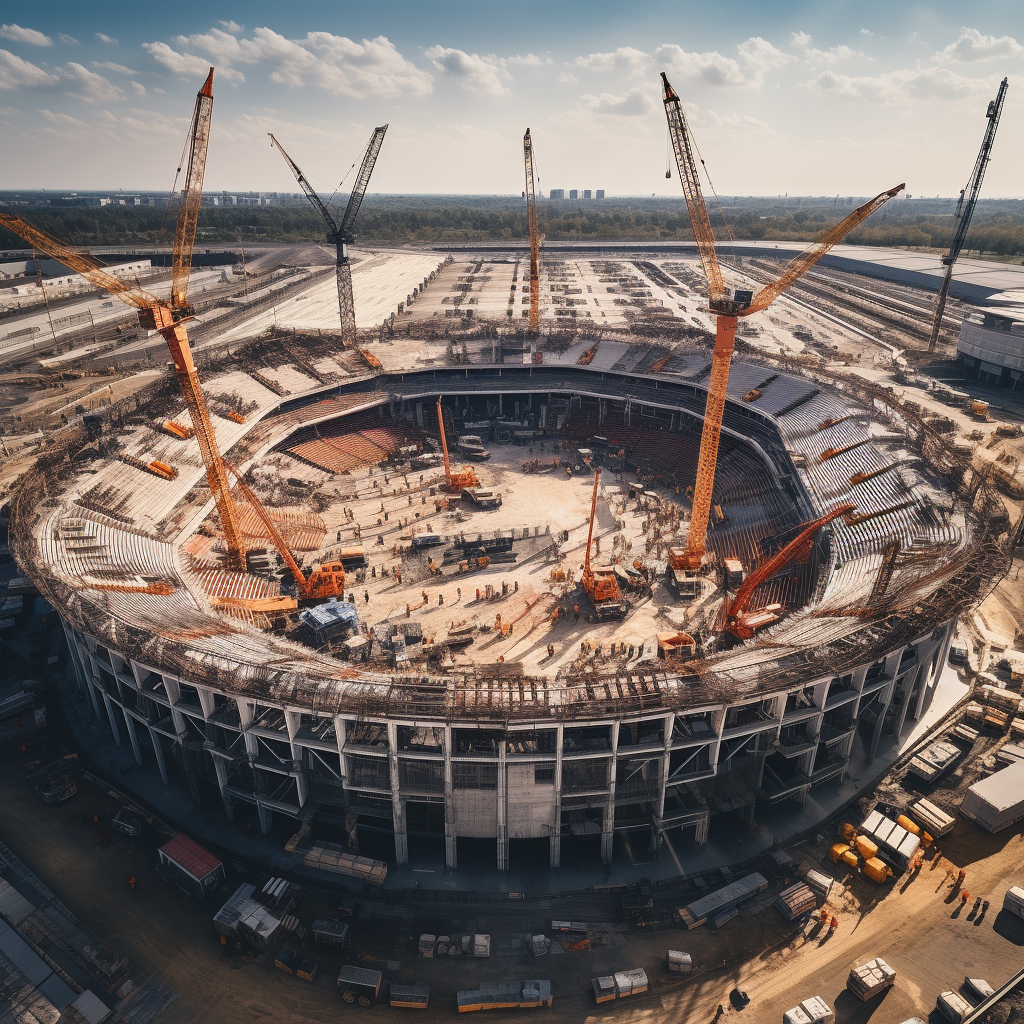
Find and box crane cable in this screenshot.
[691,133,734,244]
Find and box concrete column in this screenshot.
[444,725,457,870]
[868,680,895,762]
[122,709,142,765]
[602,722,619,867]
[257,800,272,834]
[61,622,87,695]
[213,757,234,821]
[149,726,169,784]
[284,710,308,807]
[85,662,103,721]
[496,740,508,872]
[101,692,122,747]
[387,722,408,866]
[550,724,563,869]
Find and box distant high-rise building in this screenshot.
[569,189,578,200]
[549,188,565,200]
[596,189,605,199]
[583,189,592,199]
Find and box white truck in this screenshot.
[783,997,834,1024]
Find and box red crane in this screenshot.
[581,470,625,618]
[724,503,855,639]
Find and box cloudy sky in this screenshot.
[1,0,1022,197]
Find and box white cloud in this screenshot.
[219,21,243,33]
[151,28,429,98]
[95,33,117,45]
[58,34,78,45]
[507,53,542,67]
[574,46,650,76]
[579,87,654,117]
[935,27,1022,63]
[130,80,145,95]
[811,65,993,103]
[40,108,87,127]
[790,31,859,65]
[426,45,509,95]
[0,105,21,115]
[62,62,122,103]
[93,61,136,75]
[0,49,58,89]
[656,36,788,89]
[0,24,51,47]
[557,71,578,84]
[860,28,874,37]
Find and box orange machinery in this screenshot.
[523,128,541,333]
[0,69,248,571]
[436,398,479,492]
[661,71,902,573]
[581,470,627,620]
[723,503,855,639]
[225,465,345,603]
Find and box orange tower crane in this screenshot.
[662,71,902,572]
[0,69,249,571]
[581,469,625,617]
[523,128,541,333]
[723,503,855,639]
[224,465,345,602]
[436,398,479,492]
[269,126,388,346]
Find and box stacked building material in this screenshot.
[774,882,817,921]
[846,958,896,1001]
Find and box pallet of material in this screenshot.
[302,843,387,884]
[783,996,834,1024]
[907,740,961,783]
[953,722,980,743]
[846,958,896,1001]
[457,980,552,1013]
[910,798,955,837]
[591,969,648,1003]
[550,920,587,933]
[667,950,692,974]
[774,882,817,922]
[803,870,833,901]
[418,934,436,958]
[979,684,1022,714]
[677,872,768,930]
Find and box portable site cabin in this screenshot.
[1003,886,1024,918]
[157,834,224,899]
[961,760,1024,832]
[390,983,430,1009]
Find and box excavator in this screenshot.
[0,69,249,572]
[580,470,627,620]
[436,398,479,495]
[661,71,901,582]
[225,465,346,604]
[722,503,854,639]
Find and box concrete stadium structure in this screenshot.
[958,306,1024,392]
[9,254,1010,876]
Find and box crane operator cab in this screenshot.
[709,287,753,316]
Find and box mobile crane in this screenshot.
[269,126,388,347]
[581,470,627,620]
[0,69,249,571]
[661,71,901,582]
[523,129,541,333]
[436,398,479,493]
[926,78,1008,352]
[224,465,346,602]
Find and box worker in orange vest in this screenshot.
[829,916,838,930]
[129,876,136,889]
[819,909,828,923]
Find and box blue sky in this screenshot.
[1,0,1023,196]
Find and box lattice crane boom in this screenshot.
[269,126,387,346]
[0,70,249,571]
[927,78,1008,351]
[662,69,901,569]
[523,128,541,333]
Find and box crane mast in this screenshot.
[435,397,479,492]
[270,126,388,346]
[662,71,902,571]
[927,78,1008,352]
[523,129,541,333]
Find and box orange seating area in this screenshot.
[286,415,424,474]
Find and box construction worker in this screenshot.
[819,908,828,923]
[957,868,967,886]
[573,604,580,622]
[829,916,838,930]
[129,876,136,889]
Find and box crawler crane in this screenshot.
[661,72,901,585]
[0,69,249,570]
[523,129,542,333]
[269,126,388,346]
[581,470,627,620]
[436,398,479,493]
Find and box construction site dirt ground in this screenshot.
[0,748,1022,1024]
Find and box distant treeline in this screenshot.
[3,195,1024,257]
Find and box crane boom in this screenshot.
[662,73,727,307]
[269,126,387,346]
[437,397,452,483]
[662,69,901,569]
[725,503,854,638]
[927,78,1008,352]
[523,128,541,333]
[584,469,600,579]
[171,69,214,312]
[268,133,338,233]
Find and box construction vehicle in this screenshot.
[969,399,991,421]
[661,71,901,572]
[581,470,627,620]
[436,398,479,492]
[274,946,318,982]
[461,487,502,510]
[337,965,383,1007]
[269,126,388,346]
[0,70,250,571]
[523,129,542,333]
[723,504,854,639]
[927,79,1008,351]
[225,465,345,603]
[457,434,491,460]
[458,556,491,573]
